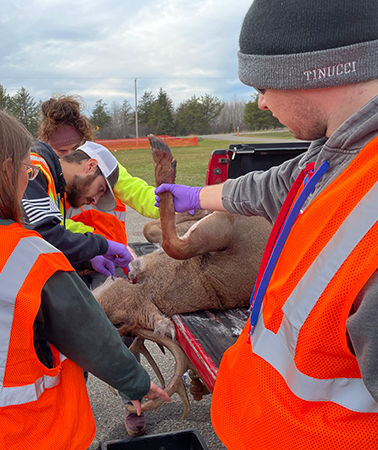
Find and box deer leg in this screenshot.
[148,134,177,186]
[188,368,211,401]
[148,134,182,258]
[148,135,235,260]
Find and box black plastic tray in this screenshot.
[128,242,157,257]
[101,429,209,450]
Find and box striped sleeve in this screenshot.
[22,197,63,224]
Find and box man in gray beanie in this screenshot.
[154,0,378,448]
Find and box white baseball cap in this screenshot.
[76,141,119,212]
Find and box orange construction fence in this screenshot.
[96,135,198,151]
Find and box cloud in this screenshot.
[0,0,253,110]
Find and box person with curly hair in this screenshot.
[38,95,94,157]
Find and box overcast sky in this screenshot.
[1,0,256,112]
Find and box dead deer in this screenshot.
[93,135,271,417]
[94,135,271,336]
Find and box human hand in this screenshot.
[154,184,203,214]
[130,382,171,416]
[104,240,132,269]
[90,255,116,277]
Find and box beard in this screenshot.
[65,173,98,208]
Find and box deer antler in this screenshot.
[126,328,193,420]
[129,336,165,387]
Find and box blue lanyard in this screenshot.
[249,160,330,336]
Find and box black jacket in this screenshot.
[22,141,108,268]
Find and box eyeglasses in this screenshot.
[21,162,40,181]
[254,88,266,95]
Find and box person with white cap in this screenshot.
[23,138,155,438]
[22,139,131,276]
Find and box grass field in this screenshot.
[113,139,232,187]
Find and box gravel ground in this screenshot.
[88,207,226,450]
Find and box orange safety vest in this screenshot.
[0,223,96,450]
[211,137,378,449]
[68,198,127,245]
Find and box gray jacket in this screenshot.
[222,94,378,401]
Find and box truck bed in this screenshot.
[172,308,249,392]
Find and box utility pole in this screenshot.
[134,78,139,140]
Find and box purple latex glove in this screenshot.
[104,240,132,269]
[90,255,116,277]
[154,184,203,213]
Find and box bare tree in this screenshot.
[106,99,134,138]
[211,95,247,133]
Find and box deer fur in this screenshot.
[143,209,210,244]
[93,136,271,336]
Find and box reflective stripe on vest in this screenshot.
[67,202,126,223]
[252,178,378,413]
[113,208,126,223]
[30,153,58,206]
[0,236,64,407]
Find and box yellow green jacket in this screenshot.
[114,163,159,219]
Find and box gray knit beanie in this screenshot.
[238,0,378,90]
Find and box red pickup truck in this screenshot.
[205,141,310,185]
